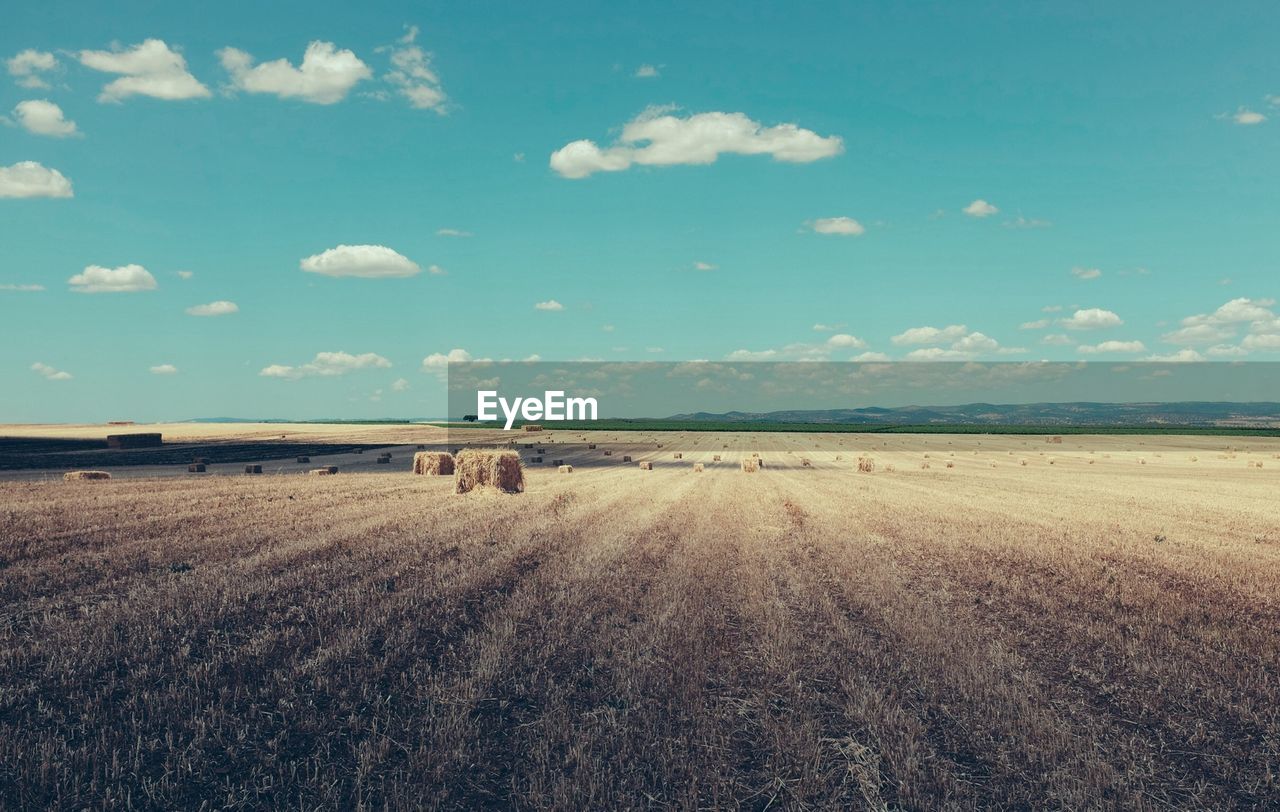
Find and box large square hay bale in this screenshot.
[522,424,543,433]
[455,449,524,494]
[638,461,653,470]
[64,470,111,481]
[413,451,455,475]
[674,452,683,459]
[187,463,206,473]
[693,463,704,472]
[622,455,632,462]
[740,457,759,473]
[558,464,573,473]
[309,466,339,475]
[712,454,721,462]
[858,458,875,473]
[245,465,262,474]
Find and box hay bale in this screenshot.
[1047,436,1063,444]
[884,464,896,472]
[1020,459,1028,466]
[530,456,543,464]
[455,449,524,494]
[523,424,543,433]
[187,463,206,473]
[741,457,759,473]
[588,444,596,449]
[309,466,339,475]
[674,452,683,459]
[858,458,875,473]
[603,450,613,456]
[835,455,843,461]
[713,454,722,462]
[296,456,310,464]
[622,455,632,462]
[558,464,574,473]
[64,470,111,481]
[638,461,653,470]
[693,463,704,472]
[413,451,455,475]
[920,462,930,469]
[537,448,547,454]
[417,444,426,450]
[801,458,812,468]
[945,461,955,468]
[245,465,262,474]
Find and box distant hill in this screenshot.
[667,402,1280,427]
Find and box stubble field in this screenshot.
[1,427,1278,809]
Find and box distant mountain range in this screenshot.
[667,402,1280,427]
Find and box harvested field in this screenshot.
[1,430,1279,808]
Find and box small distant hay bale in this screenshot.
[1047,436,1063,444]
[920,462,930,469]
[416,444,426,450]
[296,456,310,464]
[622,455,632,462]
[835,455,843,461]
[1189,456,1198,462]
[713,454,722,462]
[530,456,543,464]
[801,458,812,468]
[64,470,111,481]
[858,458,875,473]
[455,449,524,494]
[537,448,547,454]
[741,457,759,473]
[588,444,596,449]
[603,450,613,456]
[945,461,955,468]
[187,463,206,473]
[1249,460,1263,468]
[355,449,364,454]
[1139,458,1147,465]
[693,463,704,472]
[638,461,653,470]
[558,464,574,473]
[923,453,930,459]
[674,452,683,459]
[884,464,896,472]
[309,466,339,476]
[245,465,262,474]
[413,451,454,475]
[523,424,543,433]
[1048,458,1056,465]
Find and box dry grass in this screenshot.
[413,451,455,476]
[454,450,524,494]
[308,466,339,475]
[2,431,1279,809]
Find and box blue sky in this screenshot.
[2,1,1278,421]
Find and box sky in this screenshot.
[2,1,1278,421]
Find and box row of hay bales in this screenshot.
[414,450,524,493]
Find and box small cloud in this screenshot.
[634,64,660,78]
[810,216,865,236]
[1002,215,1050,229]
[300,244,421,278]
[80,39,210,102]
[261,351,391,380]
[1041,304,1063,313]
[962,199,998,218]
[826,333,867,349]
[646,347,664,354]
[12,100,79,137]
[1041,334,1073,346]
[1077,340,1146,354]
[7,50,59,89]
[534,299,564,311]
[391,377,409,392]
[852,351,890,362]
[427,264,446,275]
[1071,266,1102,280]
[31,361,71,381]
[1059,307,1122,330]
[0,283,44,292]
[1143,349,1204,363]
[891,324,968,346]
[1230,107,1266,125]
[601,324,615,332]
[0,161,73,198]
[185,300,238,317]
[176,270,194,279]
[812,323,842,332]
[422,347,473,371]
[436,228,472,237]
[150,363,178,375]
[68,264,157,293]
[693,261,717,271]
[513,152,525,162]
[1019,319,1050,330]
[1218,277,1232,286]
[219,41,371,104]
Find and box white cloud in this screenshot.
[219,41,371,104]
[1242,333,1280,350]
[534,299,564,311]
[31,361,71,381]
[68,264,157,293]
[852,351,890,362]
[812,323,842,332]
[550,108,843,178]
[1077,340,1146,354]
[1041,333,1073,346]
[891,324,968,346]
[79,39,210,102]
[381,28,446,112]
[826,333,867,349]
[810,216,865,236]
[634,64,660,78]
[1071,267,1102,280]
[391,377,409,392]
[1162,323,1234,345]
[1206,344,1248,357]
[261,351,391,380]
[426,264,446,275]
[1163,297,1277,345]
[1059,307,1122,330]
[185,300,238,317]
[601,324,615,332]
[1143,349,1204,363]
[0,283,44,292]
[726,348,779,361]
[693,261,717,271]
[7,50,58,89]
[1019,319,1050,330]
[422,348,473,371]
[0,161,73,198]
[150,363,178,375]
[1002,215,1051,229]
[1232,108,1266,125]
[962,199,998,218]
[436,227,472,237]
[176,270,194,279]
[1042,304,1063,313]
[13,100,78,137]
[951,331,1000,352]
[300,244,421,278]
